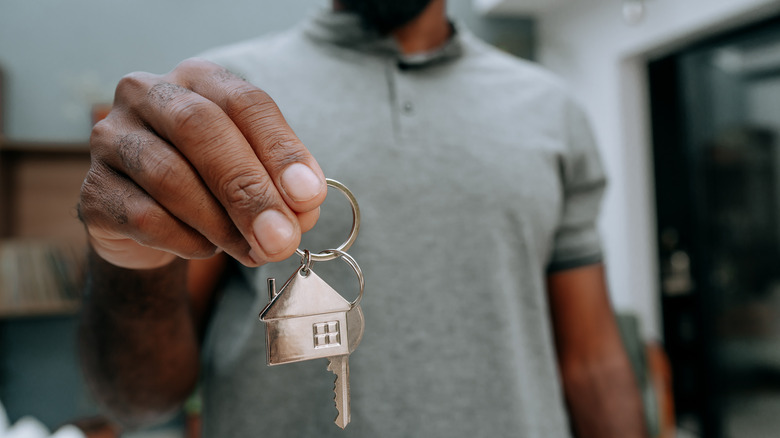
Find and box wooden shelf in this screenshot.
[0,141,90,318]
[0,140,90,154]
[0,140,90,240]
[0,238,86,319]
[0,301,81,319]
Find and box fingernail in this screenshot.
[253,210,295,256]
[280,163,324,202]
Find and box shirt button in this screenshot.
[402,101,414,114]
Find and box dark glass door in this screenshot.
[650,14,780,438]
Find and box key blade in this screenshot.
[327,355,351,429]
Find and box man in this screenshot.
[78,0,648,436]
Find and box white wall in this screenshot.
[0,0,529,142]
[535,0,780,339]
[0,0,327,142]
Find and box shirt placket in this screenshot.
[384,59,419,143]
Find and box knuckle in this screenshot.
[79,166,130,226]
[168,100,215,135]
[90,114,148,164]
[116,72,154,101]
[221,173,276,213]
[175,57,213,75]
[147,82,189,109]
[224,86,273,121]
[128,205,166,236]
[80,164,110,205]
[175,57,242,86]
[89,104,150,165]
[259,130,308,167]
[78,171,103,222]
[89,119,114,152]
[145,150,180,183]
[116,133,149,172]
[269,137,307,165]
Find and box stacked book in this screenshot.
[0,240,86,318]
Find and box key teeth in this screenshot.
[327,357,350,429]
[333,373,348,428]
[334,414,346,429]
[328,358,349,428]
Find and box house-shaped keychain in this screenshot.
[259,266,352,366]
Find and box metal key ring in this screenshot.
[320,248,364,309]
[295,178,360,262]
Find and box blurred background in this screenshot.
[1,0,780,437]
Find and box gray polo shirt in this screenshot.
[200,9,605,438]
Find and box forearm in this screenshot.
[560,348,648,438]
[78,248,200,428]
[547,264,648,438]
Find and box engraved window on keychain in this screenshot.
[259,178,365,429]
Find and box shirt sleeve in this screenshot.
[546,97,607,273]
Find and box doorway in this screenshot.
[650,13,780,438]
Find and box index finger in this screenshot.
[135,59,326,264]
[181,60,328,213]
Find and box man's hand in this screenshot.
[79,58,326,269]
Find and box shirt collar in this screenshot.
[302,8,464,69]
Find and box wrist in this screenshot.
[85,246,190,316]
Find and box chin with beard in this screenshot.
[338,0,434,33]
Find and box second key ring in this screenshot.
[295,178,360,262]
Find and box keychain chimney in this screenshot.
[267,278,277,300]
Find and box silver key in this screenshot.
[327,355,350,428]
[260,249,365,428]
[327,302,364,428]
